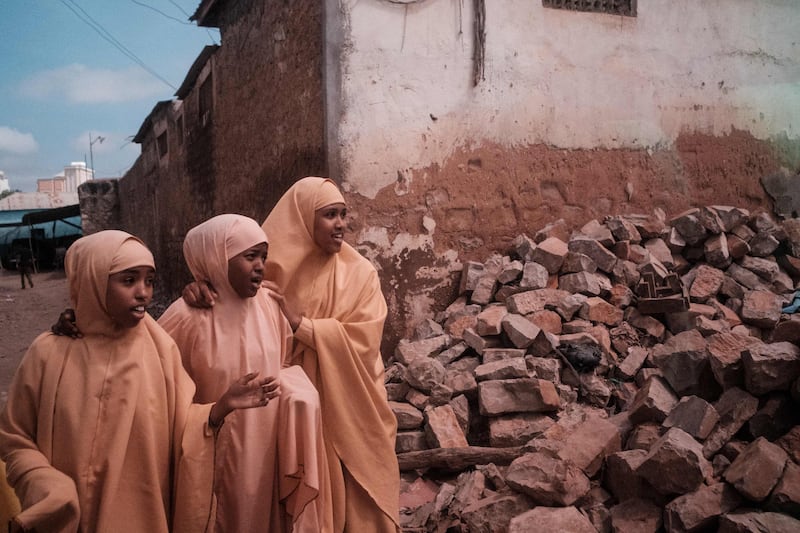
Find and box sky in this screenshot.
[0,0,220,192]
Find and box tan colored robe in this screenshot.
[158,214,330,533]
[263,178,400,532]
[0,231,215,533]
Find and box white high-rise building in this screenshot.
[0,171,9,194]
[63,162,92,193]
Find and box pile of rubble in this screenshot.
[388,205,800,532]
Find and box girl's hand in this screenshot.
[209,372,280,426]
[51,308,83,338]
[183,280,218,308]
[262,280,302,331]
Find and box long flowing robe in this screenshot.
[158,214,330,533]
[262,178,400,532]
[0,231,215,533]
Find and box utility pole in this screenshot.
[89,133,105,178]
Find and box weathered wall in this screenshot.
[329,0,799,196]
[210,0,326,220]
[112,0,798,354]
[116,0,325,307]
[323,0,800,351]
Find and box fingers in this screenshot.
[199,282,218,307]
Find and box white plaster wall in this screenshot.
[325,0,800,198]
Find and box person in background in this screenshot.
[158,214,331,532]
[185,178,400,532]
[15,248,33,289]
[0,230,277,533]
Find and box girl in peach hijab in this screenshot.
[188,179,400,532]
[158,214,331,533]
[263,178,399,532]
[0,230,275,533]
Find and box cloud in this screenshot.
[19,64,166,104]
[0,126,38,154]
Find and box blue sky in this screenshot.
[0,0,219,192]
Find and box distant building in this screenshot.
[37,175,66,194]
[0,171,9,194]
[37,162,92,194]
[0,192,78,211]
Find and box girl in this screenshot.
[159,214,330,532]
[0,230,276,533]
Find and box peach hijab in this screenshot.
[262,177,400,531]
[158,214,330,532]
[0,230,214,533]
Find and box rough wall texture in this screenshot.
[77,179,120,235]
[210,0,326,220]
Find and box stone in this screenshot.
[474,357,528,382]
[628,375,679,424]
[557,415,622,477]
[706,332,762,389]
[645,238,675,269]
[391,401,425,430]
[462,327,502,355]
[663,395,720,441]
[670,208,708,245]
[458,261,485,293]
[531,236,569,274]
[488,413,554,447]
[512,234,537,262]
[412,318,445,340]
[506,451,591,506]
[606,216,642,243]
[497,259,524,284]
[724,437,789,502]
[740,255,780,282]
[481,347,527,364]
[664,482,743,533]
[569,236,618,272]
[395,334,451,364]
[767,460,800,517]
[704,233,731,268]
[519,261,550,289]
[435,341,470,366]
[741,290,782,329]
[689,264,726,302]
[703,387,759,459]
[460,493,533,533]
[742,341,800,395]
[475,304,508,336]
[637,427,713,495]
[395,431,428,453]
[616,346,649,381]
[509,506,597,533]
[505,288,572,315]
[579,296,624,326]
[501,313,542,349]
[652,329,717,399]
[470,273,498,305]
[604,449,654,502]
[406,357,447,393]
[424,404,469,448]
[718,510,800,533]
[477,378,560,416]
[533,219,571,244]
[559,271,604,295]
[609,498,663,532]
[561,251,598,274]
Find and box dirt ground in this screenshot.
[0,268,70,403]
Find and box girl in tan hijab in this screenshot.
[159,214,331,532]
[186,178,400,532]
[0,230,275,533]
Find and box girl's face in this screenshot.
[313,203,346,255]
[228,242,267,298]
[106,266,155,328]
